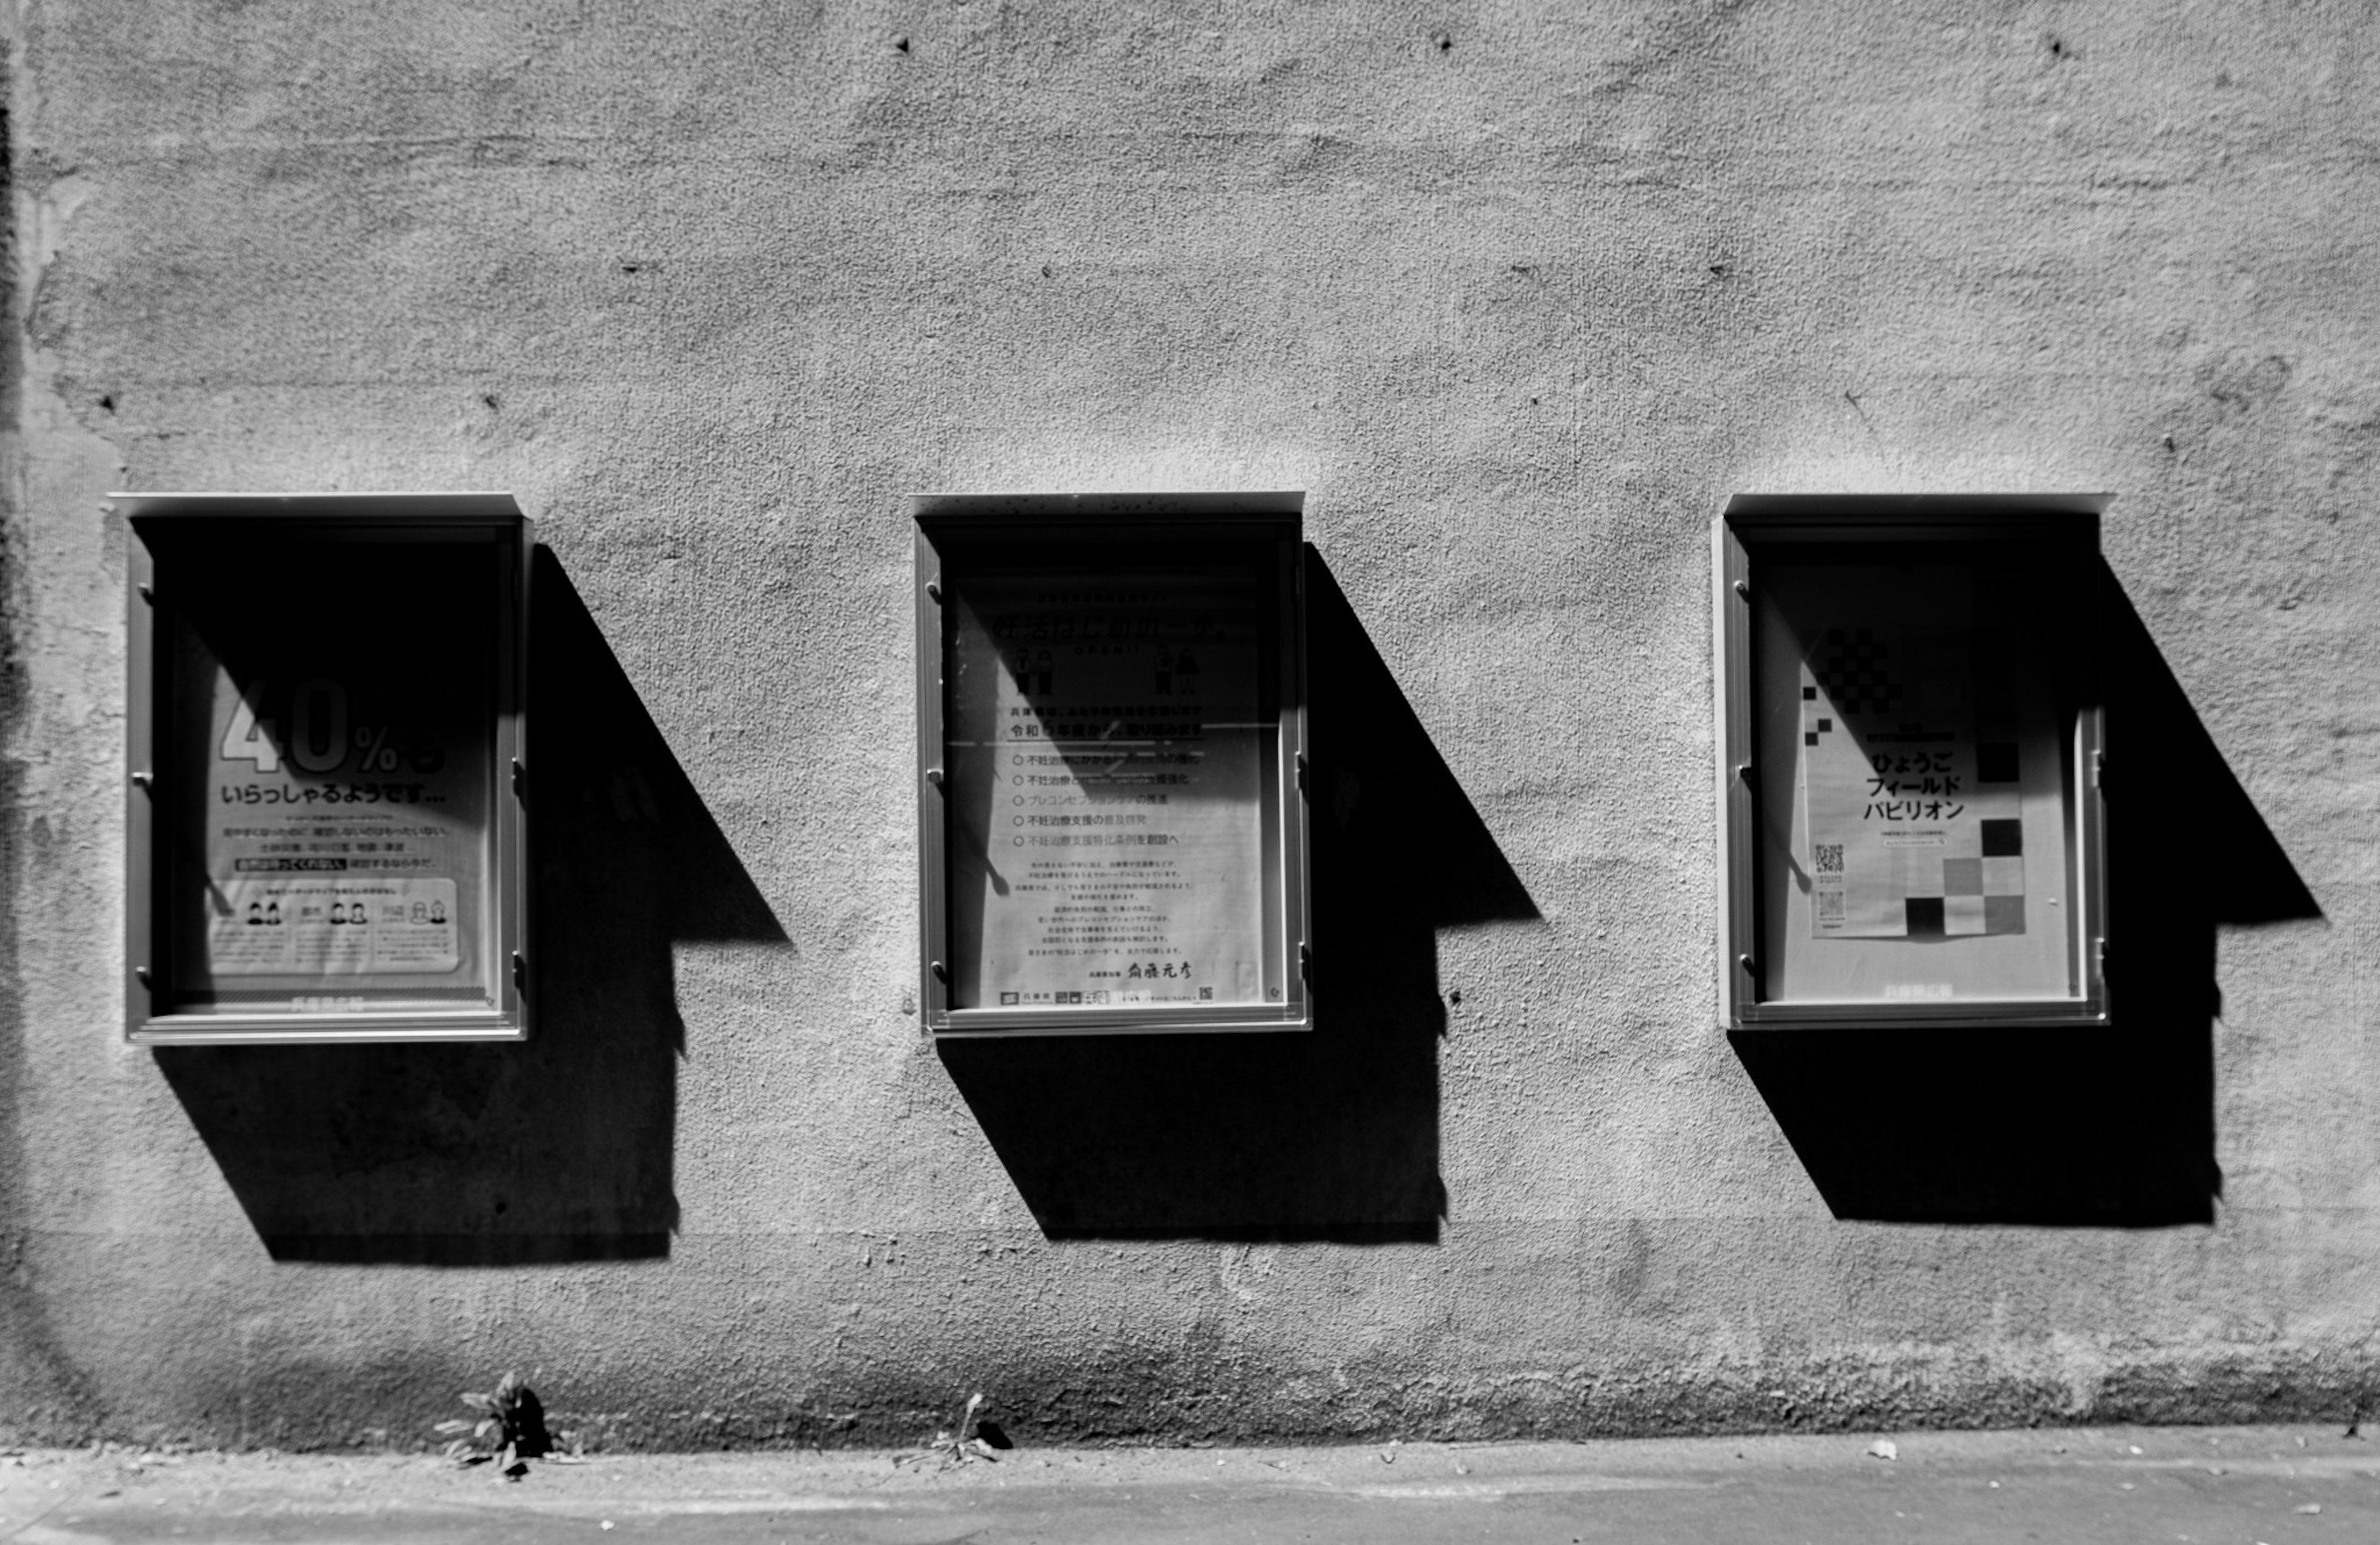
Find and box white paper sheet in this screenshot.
[1800,617,2030,941]
[946,571,1271,1009]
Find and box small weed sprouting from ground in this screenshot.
[894,1391,1012,1471]
[434,1372,568,1481]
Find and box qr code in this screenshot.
[1817,891,1844,921]
[1814,843,1844,874]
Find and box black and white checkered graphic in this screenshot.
[1814,627,1902,716]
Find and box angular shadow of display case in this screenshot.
[914,492,1310,1037]
[124,492,531,1044]
[1714,494,2108,1029]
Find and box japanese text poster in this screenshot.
[945,568,1272,1009]
[165,542,498,1011]
[1797,569,2032,940]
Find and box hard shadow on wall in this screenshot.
[938,548,1541,1242]
[1732,564,2321,1225]
[155,548,787,1265]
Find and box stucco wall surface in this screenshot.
[2,0,2377,1446]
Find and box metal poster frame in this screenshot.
[123,492,532,1044]
[1713,494,2109,1030]
[914,492,1311,1037]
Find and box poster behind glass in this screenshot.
[943,563,1277,1011]
[1756,552,2079,1004]
[163,541,500,1016]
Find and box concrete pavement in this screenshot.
[2,1423,2374,1543]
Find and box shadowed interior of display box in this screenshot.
[1754,545,2084,1003]
[145,535,509,1019]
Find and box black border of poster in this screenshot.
[123,492,531,1045]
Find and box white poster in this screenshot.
[945,570,1271,1009]
[1799,591,2033,940]
[167,542,496,1007]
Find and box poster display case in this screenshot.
[123,493,531,1044]
[914,492,1310,1036]
[1714,494,2108,1029]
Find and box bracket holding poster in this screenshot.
[914,492,1310,1037]
[1714,494,2109,1029]
[123,492,530,1045]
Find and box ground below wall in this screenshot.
[5,1426,2378,1544]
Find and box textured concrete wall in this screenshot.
[4,0,2378,1446]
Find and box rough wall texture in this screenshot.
[4,0,2378,1447]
